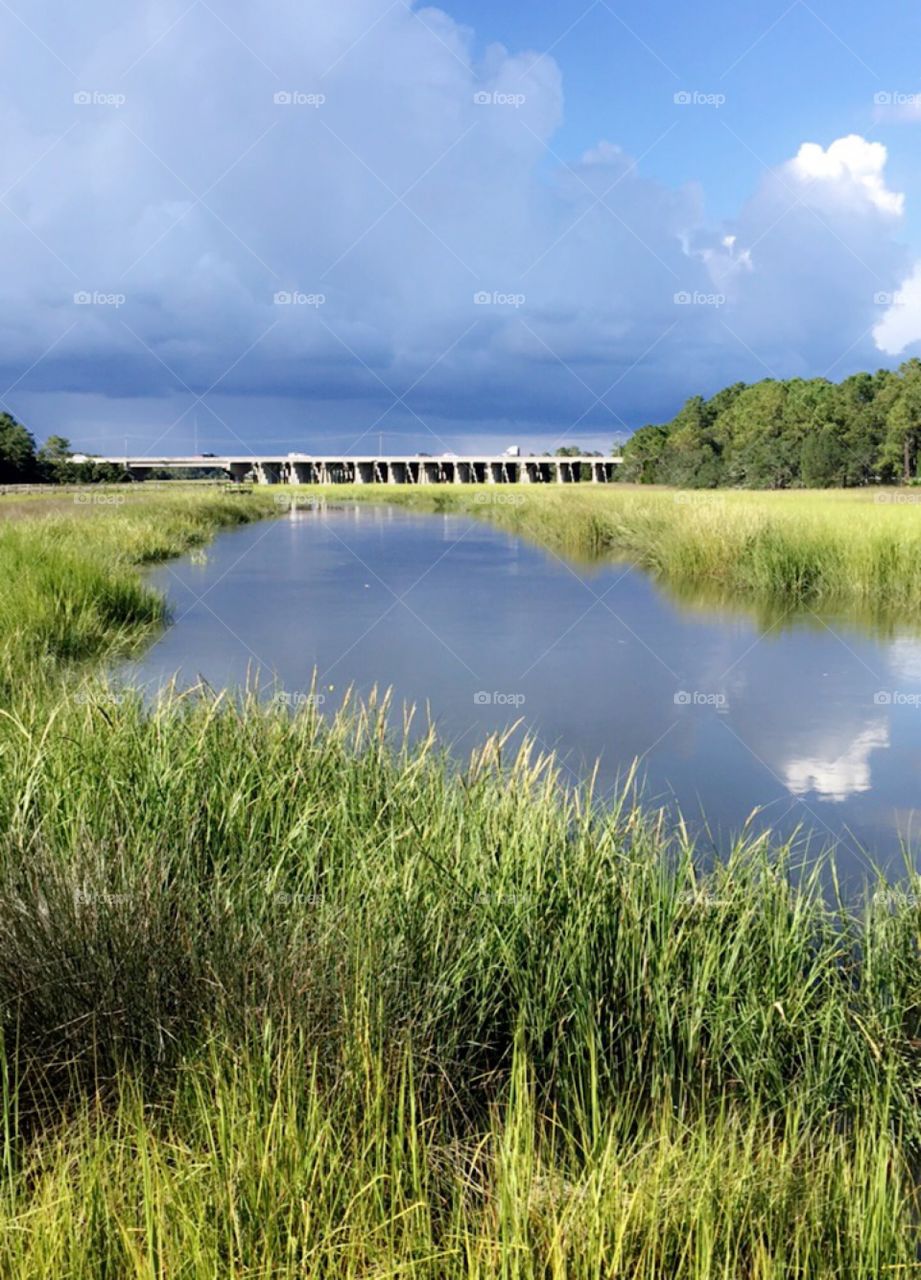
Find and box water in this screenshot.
[121,502,921,881]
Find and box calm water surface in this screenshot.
[122,502,921,881]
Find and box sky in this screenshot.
[3,0,921,457]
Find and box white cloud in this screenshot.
[874,262,921,355]
[787,135,904,217]
[783,723,889,803]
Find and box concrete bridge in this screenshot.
[92,454,624,485]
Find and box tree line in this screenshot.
[0,417,127,485]
[618,359,921,488]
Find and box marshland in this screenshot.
[2,483,921,1276]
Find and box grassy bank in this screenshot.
[2,485,921,1274]
[0,487,277,695]
[294,483,921,624]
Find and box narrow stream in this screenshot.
[120,502,921,884]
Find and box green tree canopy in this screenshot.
[618,362,921,488]
[36,435,75,483]
[0,414,37,483]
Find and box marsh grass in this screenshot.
[0,684,920,1273]
[0,488,277,691]
[2,486,921,1274]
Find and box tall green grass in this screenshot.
[0,488,277,692]
[1,685,921,1274]
[2,485,921,1275]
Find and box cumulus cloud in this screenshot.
[787,135,904,217]
[0,1,914,451]
[690,133,909,377]
[874,263,921,355]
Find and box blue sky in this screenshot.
[451,0,921,225]
[3,0,921,456]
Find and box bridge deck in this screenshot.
[91,454,624,484]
